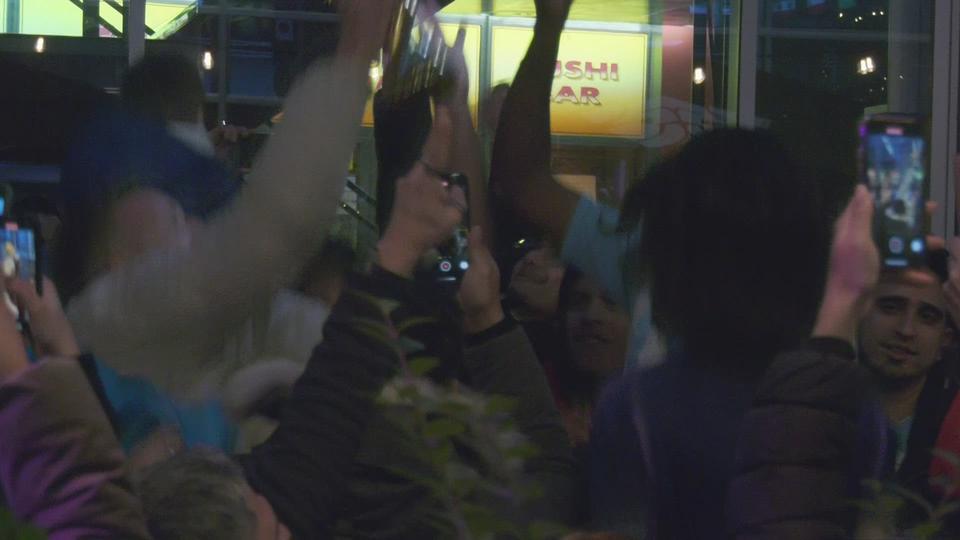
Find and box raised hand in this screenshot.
[6,278,80,358]
[378,162,466,278]
[0,280,29,379]
[436,27,470,107]
[535,0,574,28]
[336,0,401,60]
[458,227,504,333]
[813,185,879,341]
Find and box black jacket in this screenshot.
[727,338,887,540]
[239,266,577,539]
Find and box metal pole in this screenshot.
[217,5,229,124]
[82,0,99,37]
[6,0,20,34]
[931,0,958,237]
[736,0,758,128]
[126,0,146,65]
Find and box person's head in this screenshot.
[559,268,629,379]
[57,104,239,301]
[104,187,196,269]
[622,128,835,367]
[122,54,205,125]
[56,185,196,301]
[296,238,358,306]
[859,256,954,389]
[507,241,566,320]
[137,449,291,540]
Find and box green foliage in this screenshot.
[367,301,567,540]
[856,454,960,540]
[0,509,46,540]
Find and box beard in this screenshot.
[859,348,932,392]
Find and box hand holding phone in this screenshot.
[1,220,41,331]
[431,172,471,288]
[457,226,504,333]
[859,114,929,268]
[4,277,79,358]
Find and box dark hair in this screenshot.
[122,54,205,124]
[622,128,834,369]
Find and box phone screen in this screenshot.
[1,223,37,327]
[1,224,36,282]
[433,173,470,288]
[435,226,470,284]
[862,118,927,267]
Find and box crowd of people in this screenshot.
[3,0,960,538]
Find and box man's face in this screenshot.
[564,276,628,377]
[860,271,952,383]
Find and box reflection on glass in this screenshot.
[757,0,935,179]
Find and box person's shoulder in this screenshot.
[595,363,673,413]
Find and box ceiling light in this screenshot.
[202,50,214,71]
[693,67,706,85]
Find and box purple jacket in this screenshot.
[0,359,151,539]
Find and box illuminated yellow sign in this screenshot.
[491,27,648,138]
[13,0,194,39]
[362,23,483,126]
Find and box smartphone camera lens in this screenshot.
[439,260,453,273]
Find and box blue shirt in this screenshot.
[93,361,236,452]
[26,348,235,451]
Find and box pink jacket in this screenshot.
[0,359,151,539]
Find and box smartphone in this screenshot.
[433,172,470,288]
[1,221,41,326]
[859,114,929,268]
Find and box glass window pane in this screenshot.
[438,0,741,209]
[756,0,935,181]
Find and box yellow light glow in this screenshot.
[492,27,649,138]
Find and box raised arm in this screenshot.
[66,3,397,381]
[0,278,150,540]
[489,0,578,247]
[433,28,493,247]
[457,228,579,525]
[238,142,468,538]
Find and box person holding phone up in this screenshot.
[0,276,150,539]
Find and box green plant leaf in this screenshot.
[409,357,440,376]
[350,319,397,348]
[461,502,521,538]
[0,509,47,539]
[528,520,570,540]
[398,337,427,355]
[888,483,936,515]
[396,316,440,334]
[908,520,942,540]
[485,395,518,415]
[425,418,466,439]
